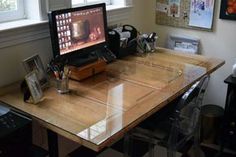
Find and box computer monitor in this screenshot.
[48,3,108,60]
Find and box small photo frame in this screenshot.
[25,71,43,104]
[220,0,236,20]
[23,54,48,88]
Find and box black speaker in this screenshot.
[108,25,137,58]
[107,30,120,57]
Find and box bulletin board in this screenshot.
[155,0,215,31]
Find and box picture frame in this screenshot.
[23,54,48,88]
[220,0,236,20]
[25,71,43,104]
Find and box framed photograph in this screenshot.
[23,54,48,88]
[220,0,236,20]
[25,71,43,104]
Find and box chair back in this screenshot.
[174,75,209,135]
[167,75,209,156]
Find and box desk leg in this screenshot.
[47,129,59,157]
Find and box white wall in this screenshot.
[140,0,236,108]
[0,38,52,87]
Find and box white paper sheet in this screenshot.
[189,0,215,29]
[156,2,168,13]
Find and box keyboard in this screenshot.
[95,47,116,63]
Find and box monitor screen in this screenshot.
[48,3,108,58]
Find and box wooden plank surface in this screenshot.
[0,48,225,151]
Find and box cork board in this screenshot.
[156,0,215,31]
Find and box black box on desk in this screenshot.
[108,25,138,58]
[0,104,32,157]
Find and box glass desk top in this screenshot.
[0,48,224,151]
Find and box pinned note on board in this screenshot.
[155,0,216,31]
[168,0,180,17]
[156,2,168,13]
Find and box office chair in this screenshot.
[126,75,210,157]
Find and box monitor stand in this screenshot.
[68,54,98,67]
[68,59,106,81]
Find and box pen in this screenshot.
[64,66,69,76]
[54,71,60,80]
[48,64,56,72]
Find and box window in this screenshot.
[72,0,111,7]
[0,0,25,23]
[0,0,132,49]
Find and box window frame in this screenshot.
[72,0,111,7]
[0,0,25,23]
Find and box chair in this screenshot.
[127,75,210,157]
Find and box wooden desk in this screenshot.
[0,48,224,154]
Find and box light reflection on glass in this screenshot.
[77,84,124,141]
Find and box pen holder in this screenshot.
[56,77,69,94]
